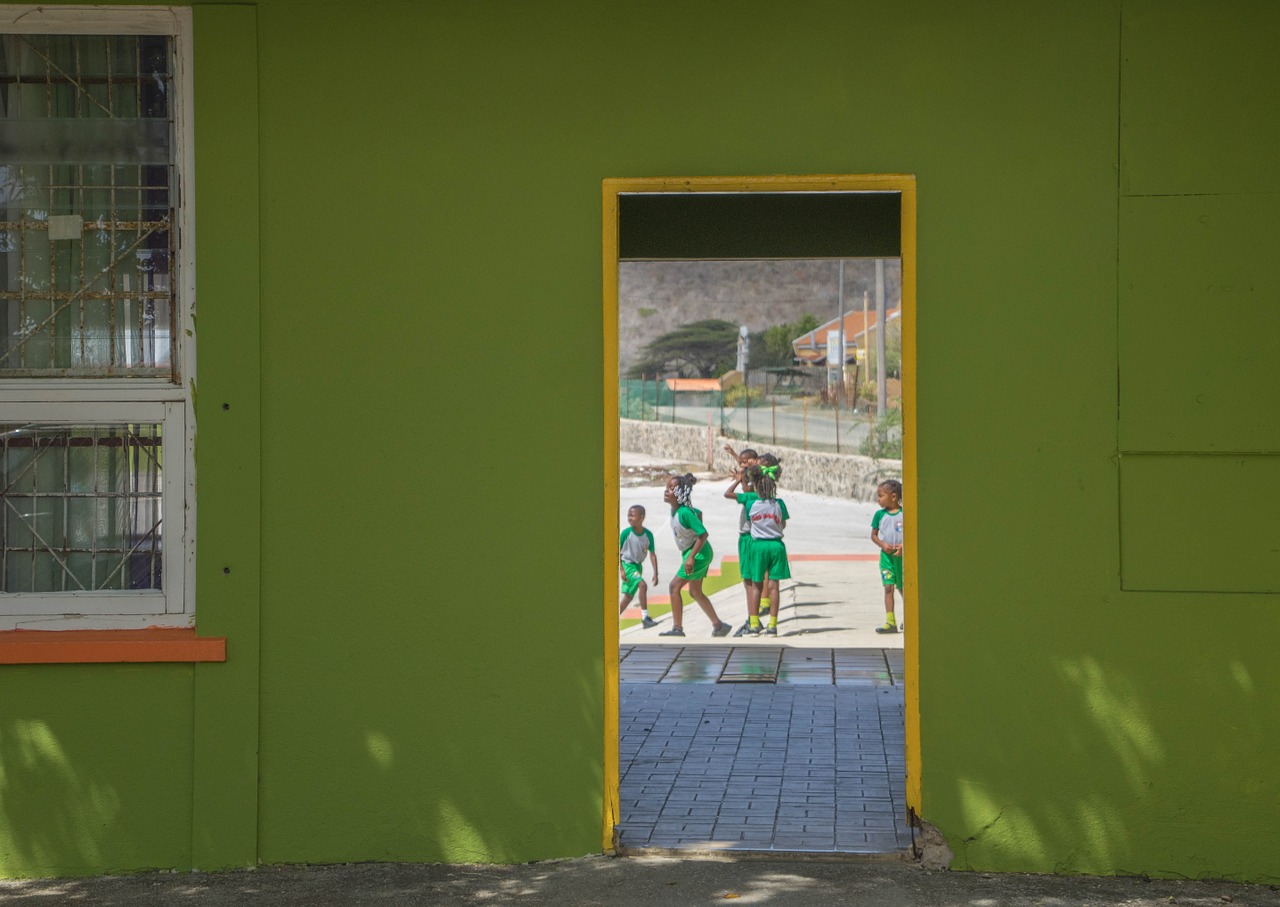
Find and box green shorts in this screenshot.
[621,561,644,597]
[880,552,903,590]
[746,538,790,583]
[737,533,754,575]
[676,543,713,581]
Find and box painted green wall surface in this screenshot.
[251,1,607,867]
[0,667,195,877]
[188,4,262,872]
[1121,454,1280,592]
[3,0,1279,884]
[1120,0,1280,196]
[1119,194,1280,453]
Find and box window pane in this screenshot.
[0,422,162,593]
[0,34,176,378]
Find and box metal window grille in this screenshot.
[0,33,176,379]
[1,421,162,593]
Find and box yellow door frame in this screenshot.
[601,174,919,851]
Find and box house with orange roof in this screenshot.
[664,376,723,405]
[792,308,901,366]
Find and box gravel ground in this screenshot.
[3,855,1276,906]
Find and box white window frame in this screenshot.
[0,401,186,625]
[0,6,196,630]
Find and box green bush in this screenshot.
[723,384,763,406]
[619,389,657,420]
[859,407,903,459]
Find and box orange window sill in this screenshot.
[0,628,226,664]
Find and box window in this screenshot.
[0,8,194,630]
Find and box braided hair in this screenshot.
[878,478,903,501]
[670,473,697,508]
[756,452,782,490]
[746,465,777,501]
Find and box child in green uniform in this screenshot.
[660,474,732,638]
[722,447,759,630]
[871,479,904,634]
[736,464,790,636]
[619,505,659,628]
[753,454,782,619]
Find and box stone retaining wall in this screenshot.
[619,419,901,502]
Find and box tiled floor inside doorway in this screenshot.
[618,645,912,854]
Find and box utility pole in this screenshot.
[836,260,845,403]
[861,289,869,407]
[876,258,887,414]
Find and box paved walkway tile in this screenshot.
[620,645,902,686]
[618,646,912,855]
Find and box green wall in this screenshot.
[2,0,1277,882]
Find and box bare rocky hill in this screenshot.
[618,259,901,377]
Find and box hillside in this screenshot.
[618,259,902,377]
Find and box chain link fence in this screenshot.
[620,378,901,456]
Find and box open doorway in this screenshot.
[603,176,918,854]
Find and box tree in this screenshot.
[749,313,820,370]
[627,319,739,378]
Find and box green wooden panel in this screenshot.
[1119,194,1280,453]
[1121,0,1280,196]
[1120,454,1280,592]
[190,4,262,872]
[0,667,193,878]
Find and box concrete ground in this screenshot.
[622,558,903,648]
[620,451,902,646]
[4,857,1277,906]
